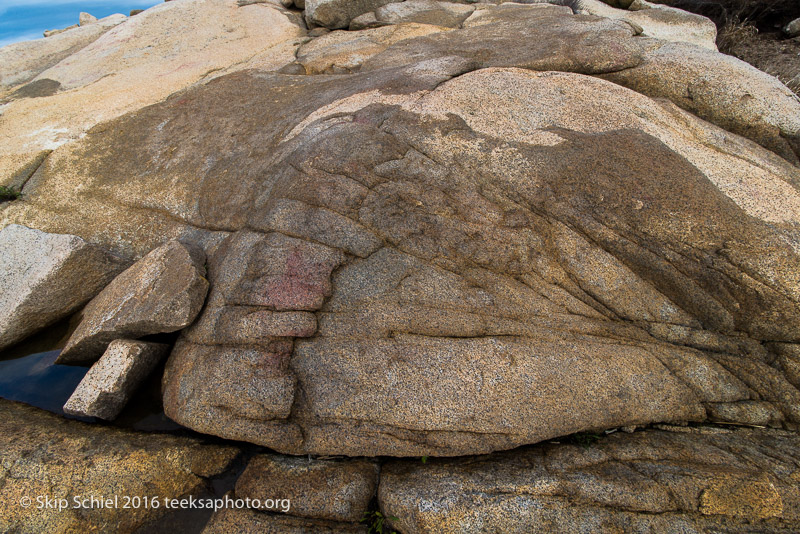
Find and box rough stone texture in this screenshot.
[151,65,799,456]
[0,150,50,189]
[57,240,208,364]
[373,0,476,28]
[305,0,401,29]
[2,1,800,458]
[549,0,719,50]
[63,340,170,420]
[0,224,127,351]
[784,17,800,37]
[601,40,800,164]
[0,0,305,189]
[203,507,369,533]
[0,399,239,533]
[0,15,125,94]
[297,23,452,74]
[5,3,798,258]
[359,4,800,164]
[43,25,80,38]
[236,455,379,522]
[79,12,99,26]
[379,427,800,533]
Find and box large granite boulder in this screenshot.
[0,224,127,351]
[0,399,239,533]
[379,426,800,533]
[1,1,798,460]
[358,4,800,164]
[538,0,719,50]
[155,63,798,455]
[371,0,476,28]
[305,0,401,29]
[57,240,209,365]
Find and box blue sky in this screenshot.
[0,0,161,48]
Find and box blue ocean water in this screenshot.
[0,0,162,48]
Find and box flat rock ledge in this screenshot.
[196,424,800,533]
[378,426,800,533]
[0,399,239,533]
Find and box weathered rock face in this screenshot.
[2,1,800,459]
[203,508,369,533]
[0,0,305,189]
[0,399,239,533]
[373,0,476,28]
[542,0,719,50]
[379,426,800,533]
[63,340,170,419]
[57,240,208,365]
[0,224,127,351]
[306,0,400,29]
[357,5,800,164]
[79,12,99,26]
[156,64,799,456]
[297,23,452,74]
[785,17,800,37]
[236,455,379,522]
[0,14,125,94]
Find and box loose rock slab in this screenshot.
[63,339,170,420]
[0,224,127,351]
[57,240,208,364]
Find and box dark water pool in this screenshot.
[0,317,182,431]
[0,349,90,416]
[1,321,244,533]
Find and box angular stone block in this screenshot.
[63,339,170,420]
[0,224,127,351]
[57,240,208,364]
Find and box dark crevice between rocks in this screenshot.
[0,150,52,200]
[133,446,260,534]
[0,317,204,434]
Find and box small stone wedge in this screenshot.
[63,339,170,420]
